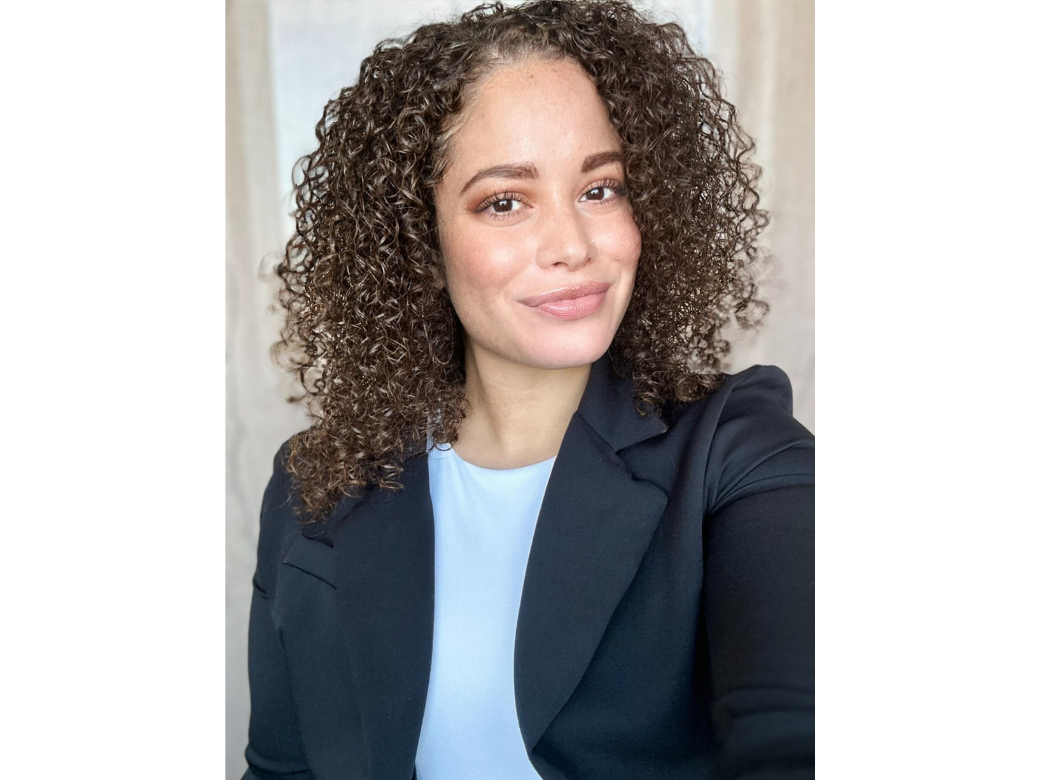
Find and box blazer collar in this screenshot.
[324,353,670,776]
[575,353,668,451]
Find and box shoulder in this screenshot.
[254,436,374,595]
[655,365,814,513]
[691,364,809,445]
[253,438,305,596]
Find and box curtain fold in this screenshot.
[711,0,815,431]
[226,1,309,778]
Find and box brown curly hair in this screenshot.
[275,0,769,521]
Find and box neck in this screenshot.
[452,343,592,469]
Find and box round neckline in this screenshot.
[429,443,556,474]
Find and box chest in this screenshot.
[273,491,712,780]
[272,420,714,778]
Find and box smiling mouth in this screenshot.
[521,282,611,321]
[520,281,611,307]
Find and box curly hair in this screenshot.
[275,0,769,521]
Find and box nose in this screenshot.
[535,200,596,269]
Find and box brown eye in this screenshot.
[580,183,626,204]
[474,191,527,220]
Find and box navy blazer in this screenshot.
[244,356,815,780]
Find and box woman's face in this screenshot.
[433,57,641,373]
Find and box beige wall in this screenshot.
[226,1,813,776]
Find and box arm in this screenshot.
[703,483,815,780]
[242,447,314,780]
[243,581,313,780]
[700,366,815,779]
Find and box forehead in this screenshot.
[440,57,622,184]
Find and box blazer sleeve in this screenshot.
[701,367,815,779]
[242,444,315,780]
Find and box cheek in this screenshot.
[623,223,642,268]
[601,216,641,319]
[601,212,642,272]
[439,225,521,320]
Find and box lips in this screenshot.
[520,281,611,321]
[520,281,611,307]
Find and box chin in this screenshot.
[519,330,615,371]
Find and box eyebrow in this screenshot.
[458,150,625,195]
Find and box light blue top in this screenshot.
[415,444,556,780]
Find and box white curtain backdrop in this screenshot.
[226,1,813,776]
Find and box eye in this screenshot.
[581,181,628,203]
[490,198,520,213]
[474,190,528,220]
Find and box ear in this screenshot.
[431,261,446,291]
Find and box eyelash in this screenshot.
[474,179,629,221]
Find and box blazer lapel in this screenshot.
[330,456,435,780]
[514,355,670,751]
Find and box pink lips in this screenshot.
[521,282,610,320]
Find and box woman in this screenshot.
[246,1,814,779]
